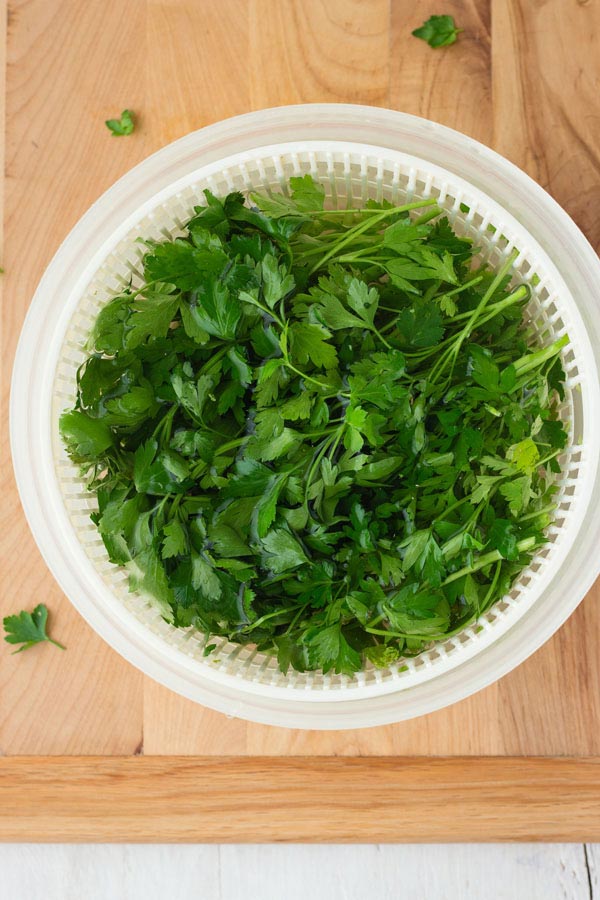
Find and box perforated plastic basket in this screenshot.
[11,105,600,729]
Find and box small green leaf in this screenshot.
[127,548,175,622]
[289,174,326,212]
[191,553,222,602]
[487,519,519,560]
[126,296,179,349]
[261,254,295,309]
[59,410,113,460]
[144,241,228,291]
[499,476,533,517]
[506,438,540,475]
[364,644,400,668]
[412,14,461,48]
[288,322,338,370]
[162,520,188,559]
[253,474,288,539]
[3,604,65,653]
[262,529,309,573]
[224,459,274,498]
[105,109,135,136]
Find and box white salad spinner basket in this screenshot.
[11,105,600,729]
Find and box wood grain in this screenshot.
[147,0,250,144]
[143,677,503,756]
[248,0,390,108]
[493,0,600,251]
[492,0,600,754]
[0,0,148,755]
[2,0,600,773]
[391,0,492,144]
[2,756,600,842]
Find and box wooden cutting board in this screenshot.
[1,0,600,841]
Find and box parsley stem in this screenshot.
[47,638,66,651]
[304,430,342,505]
[518,503,556,522]
[241,294,285,328]
[370,324,393,350]
[413,206,444,225]
[478,561,503,615]
[293,234,378,260]
[121,278,164,300]
[442,536,537,585]
[450,285,523,323]
[432,496,470,524]
[283,360,331,389]
[308,206,433,218]
[241,604,302,634]
[428,262,524,386]
[380,275,487,337]
[334,246,387,264]
[215,436,248,454]
[402,287,528,365]
[308,199,438,275]
[151,404,177,441]
[284,605,309,635]
[512,334,569,377]
[437,274,485,300]
[327,424,346,461]
[538,448,563,467]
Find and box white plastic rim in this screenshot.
[11,104,600,729]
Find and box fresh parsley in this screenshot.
[60,176,568,676]
[105,109,135,136]
[412,14,462,48]
[3,604,65,653]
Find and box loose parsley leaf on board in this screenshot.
[60,174,568,675]
[412,15,462,48]
[105,109,135,136]
[3,604,65,653]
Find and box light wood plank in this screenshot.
[144,673,503,756]
[143,681,249,756]
[391,0,492,144]
[3,0,600,771]
[498,588,600,756]
[0,0,147,754]
[1,756,600,842]
[248,0,390,109]
[492,0,600,250]
[492,0,600,753]
[146,0,250,145]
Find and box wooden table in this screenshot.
[1,0,600,842]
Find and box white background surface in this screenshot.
[1,844,599,899]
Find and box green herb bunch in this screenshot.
[60,176,568,676]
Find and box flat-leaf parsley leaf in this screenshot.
[3,604,65,653]
[105,109,135,136]
[412,14,461,48]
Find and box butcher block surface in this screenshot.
[1,0,599,841]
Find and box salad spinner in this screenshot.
[10,104,600,729]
